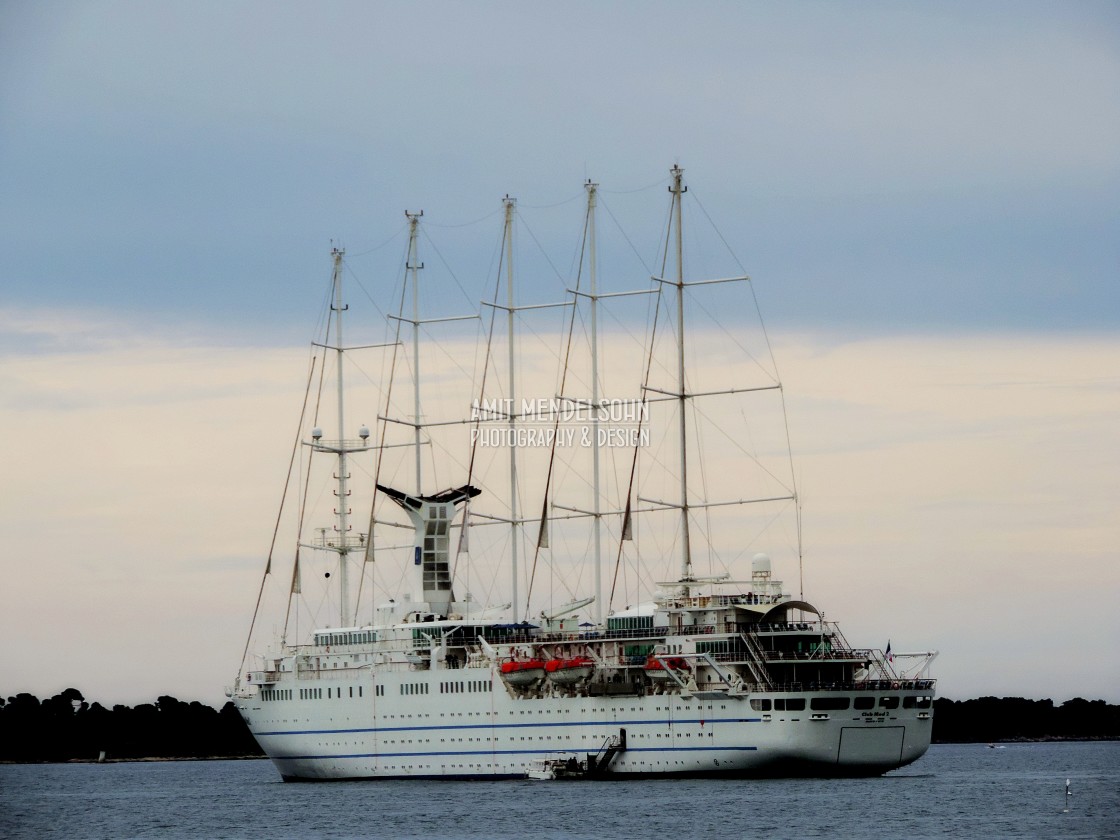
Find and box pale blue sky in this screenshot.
[2,1,1117,338]
[1,1,1118,707]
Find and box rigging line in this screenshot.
[355,246,413,625]
[609,282,665,613]
[519,191,585,210]
[690,185,789,400]
[516,210,567,285]
[524,196,591,616]
[600,175,671,195]
[690,396,716,575]
[343,261,391,324]
[419,226,480,313]
[722,498,798,567]
[449,216,507,584]
[687,289,779,385]
[236,354,319,681]
[610,189,675,610]
[680,190,804,588]
[599,196,654,277]
[689,188,748,275]
[285,334,330,639]
[775,378,804,599]
[423,205,504,229]
[344,223,409,258]
[656,374,793,492]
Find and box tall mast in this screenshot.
[406,211,424,494]
[331,247,352,625]
[586,180,604,624]
[503,196,520,621]
[670,165,693,583]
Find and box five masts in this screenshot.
[301,165,790,630]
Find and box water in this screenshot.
[1,743,1116,839]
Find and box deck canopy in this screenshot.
[733,599,822,622]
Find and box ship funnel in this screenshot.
[377,483,481,619]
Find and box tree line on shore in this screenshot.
[0,689,260,762]
[1,689,1116,762]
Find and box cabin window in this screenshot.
[879,696,900,709]
[903,695,932,709]
[810,697,850,711]
[750,699,772,711]
[774,698,805,711]
[854,696,875,710]
[607,615,653,631]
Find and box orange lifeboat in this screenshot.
[544,656,595,684]
[644,656,691,680]
[499,658,546,685]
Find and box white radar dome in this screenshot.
[311,426,323,440]
[751,553,772,576]
[358,425,370,439]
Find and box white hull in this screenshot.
[237,669,932,780]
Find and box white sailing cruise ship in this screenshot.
[229,167,937,780]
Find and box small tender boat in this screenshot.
[527,754,585,780]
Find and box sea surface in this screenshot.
[1,742,1116,839]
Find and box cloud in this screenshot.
[1,307,1117,705]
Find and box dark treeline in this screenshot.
[932,696,1120,743]
[0,689,262,762]
[2,690,1117,762]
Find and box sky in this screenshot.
[1,1,1118,709]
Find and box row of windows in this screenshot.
[440,680,492,694]
[277,686,366,701]
[353,730,722,747]
[402,683,429,695]
[608,615,654,631]
[749,695,934,712]
[314,630,377,646]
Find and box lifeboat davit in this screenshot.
[644,656,691,681]
[500,659,546,685]
[544,656,595,684]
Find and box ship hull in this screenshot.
[236,670,932,781]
